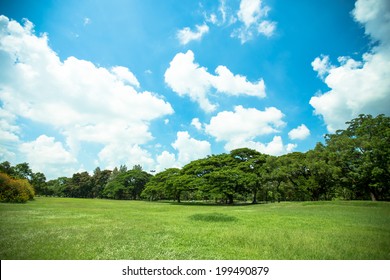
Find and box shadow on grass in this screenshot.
[188,212,238,222]
[148,200,264,207]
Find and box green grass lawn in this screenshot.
[0,197,389,260]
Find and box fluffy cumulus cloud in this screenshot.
[153,132,211,171]
[311,55,332,79]
[0,16,173,177]
[154,132,211,171]
[98,143,155,171]
[213,65,266,96]
[110,66,140,88]
[177,24,209,45]
[225,135,295,156]
[233,0,276,43]
[353,0,390,45]
[310,0,390,132]
[155,151,178,172]
[288,124,310,140]
[225,136,296,156]
[205,106,294,155]
[205,106,285,141]
[164,50,265,112]
[191,118,203,130]
[171,131,211,166]
[164,50,215,112]
[19,135,77,178]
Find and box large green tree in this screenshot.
[142,168,183,202]
[271,152,311,201]
[13,163,33,180]
[230,148,268,203]
[305,143,341,200]
[103,167,151,200]
[91,167,111,198]
[68,172,93,198]
[0,161,14,176]
[30,172,47,195]
[325,114,390,201]
[46,177,70,197]
[205,166,245,204]
[184,154,245,204]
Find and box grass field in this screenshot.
[0,197,389,260]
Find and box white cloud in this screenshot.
[111,66,140,88]
[64,122,153,151]
[288,124,310,140]
[19,135,77,178]
[352,0,390,45]
[155,151,178,172]
[164,50,266,112]
[310,0,390,132]
[191,118,203,130]
[205,0,233,26]
[233,0,276,43]
[208,13,218,25]
[237,0,264,27]
[205,105,293,155]
[257,20,276,37]
[0,146,16,162]
[203,0,275,43]
[164,50,215,112]
[98,143,154,171]
[218,0,228,24]
[0,122,19,143]
[177,24,209,45]
[171,131,211,166]
[20,135,76,164]
[205,106,285,142]
[154,132,211,171]
[0,109,19,143]
[286,143,298,153]
[0,15,174,177]
[225,136,296,156]
[311,55,333,79]
[212,65,265,97]
[0,108,19,162]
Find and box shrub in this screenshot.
[0,173,35,203]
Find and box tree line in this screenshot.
[1,114,389,203]
[0,163,153,201]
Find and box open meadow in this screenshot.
[0,197,389,260]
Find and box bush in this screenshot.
[0,173,35,203]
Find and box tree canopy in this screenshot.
[1,114,388,203]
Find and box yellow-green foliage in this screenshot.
[0,173,35,203]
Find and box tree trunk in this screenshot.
[370,191,377,201]
[227,194,234,204]
[252,190,257,204]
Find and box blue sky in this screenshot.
[1,0,389,179]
